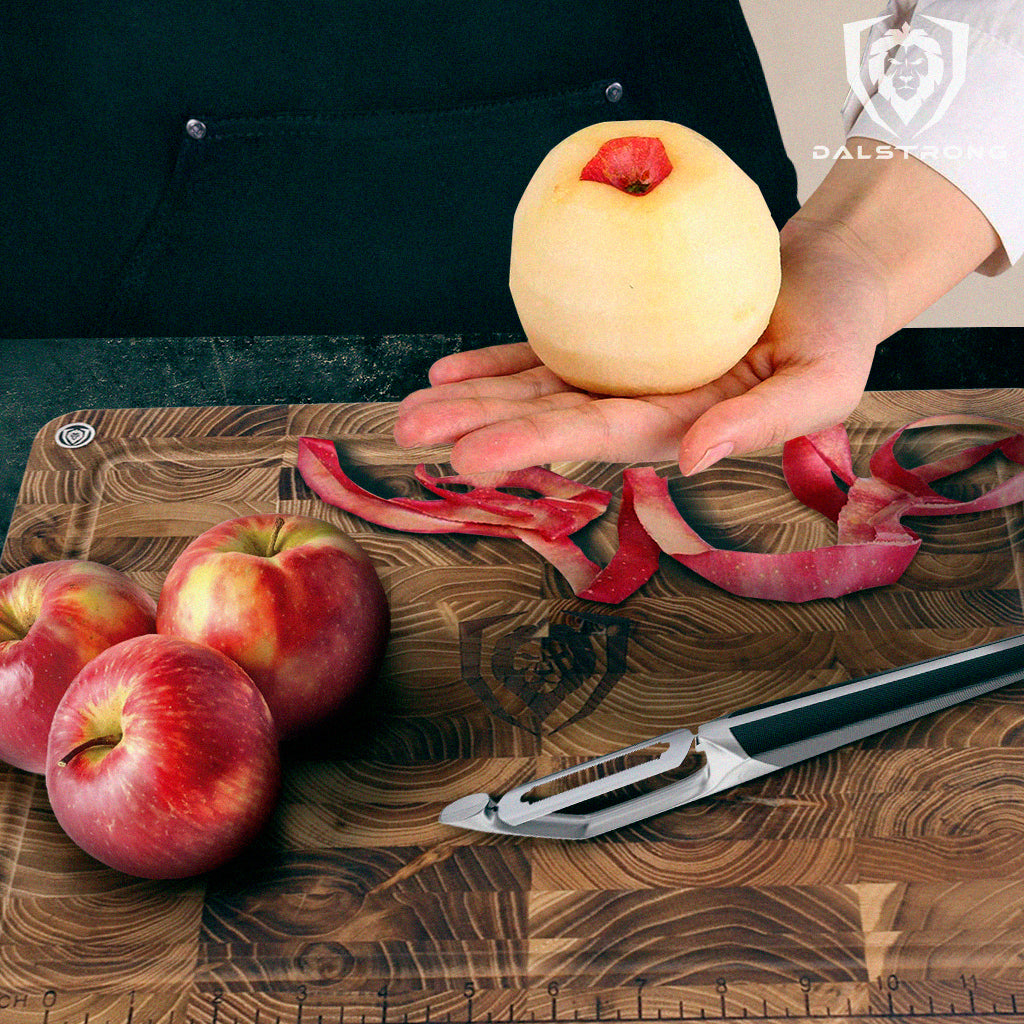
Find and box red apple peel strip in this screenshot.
[412,464,610,538]
[629,413,1019,602]
[297,436,631,594]
[514,531,604,595]
[868,415,1024,514]
[297,437,610,540]
[298,437,510,535]
[299,415,1022,605]
[781,423,855,523]
[576,469,662,603]
[628,465,920,602]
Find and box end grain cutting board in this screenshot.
[0,389,1023,1024]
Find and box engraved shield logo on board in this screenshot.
[459,610,631,735]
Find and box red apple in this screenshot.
[0,560,157,774]
[155,513,389,738]
[45,634,280,879]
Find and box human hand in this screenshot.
[396,139,1000,476]
[394,216,888,475]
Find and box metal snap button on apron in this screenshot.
[605,82,623,103]
[185,118,207,139]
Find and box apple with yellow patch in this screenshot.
[0,560,156,774]
[509,120,781,396]
[45,634,280,878]
[155,513,390,739]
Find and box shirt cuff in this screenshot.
[842,8,1024,276]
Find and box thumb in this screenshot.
[676,366,866,475]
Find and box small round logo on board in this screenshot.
[55,422,97,449]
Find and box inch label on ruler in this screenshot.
[0,989,57,1014]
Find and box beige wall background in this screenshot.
[739,0,1023,327]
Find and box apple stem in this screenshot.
[579,136,673,196]
[0,608,29,643]
[266,516,286,558]
[57,733,122,767]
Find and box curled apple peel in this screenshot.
[296,437,612,543]
[298,416,1023,605]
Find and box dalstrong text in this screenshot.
[813,142,1008,162]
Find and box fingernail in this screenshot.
[683,441,735,476]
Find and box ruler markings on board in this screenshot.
[14,980,1024,1024]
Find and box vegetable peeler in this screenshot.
[440,632,1024,839]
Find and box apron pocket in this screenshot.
[101,80,635,337]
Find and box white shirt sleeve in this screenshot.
[841,0,1024,275]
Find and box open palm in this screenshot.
[394,221,888,475]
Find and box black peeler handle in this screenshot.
[718,633,1024,766]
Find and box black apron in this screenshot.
[2,2,799,339]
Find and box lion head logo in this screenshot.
[845,14,968,138]
[870,24,945,126]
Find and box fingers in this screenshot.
[677,360,871,475]
[401,362,571,415]
[395,346,749,471]
[394,351,589,447]
[394,388,592,448]
[445,398,690,473]
[426,342,541,385]
[397,327,873,478]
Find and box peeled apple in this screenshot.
[509,120,782,396]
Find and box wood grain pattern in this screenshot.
[0,390,1022,1024]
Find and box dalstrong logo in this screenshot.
[845,14,968,137]
[54,422,97,449]
[459,610,631,736]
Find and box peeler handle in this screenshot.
[709,633,1024,768]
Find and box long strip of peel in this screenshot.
[298,415,1023,605]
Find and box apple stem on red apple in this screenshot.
[0,608,29,643]
[266,516,286,558]
[57,733,122,767]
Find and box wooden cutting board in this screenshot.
[1,390,1023,1024]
